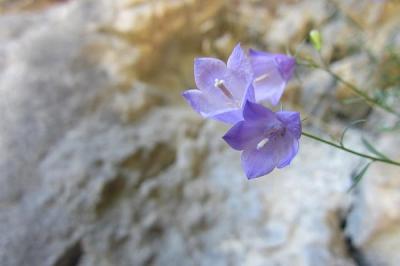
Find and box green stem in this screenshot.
[301,131,400,166]
[324,69,400,117]
[297,61,400,118]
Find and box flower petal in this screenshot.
[182,89,242,124]
[227,44,246,69]
[276,111,302,139]
[182,89,212,117]
[249,49,294,105]
[255,76,286,106]
[227,44,253,85]
[182,89,226,116]
[223,120,266,151]
[243,101,277,122]
[241,143,278,179]
[249,49,275,70]
[224,44,254,102]
[241,84,256,106]
[275,54,296,82]
[241,130,299,179]
[273,132,299,168]
[194,57,227,94]
[213,109,243,124]
[249,49,295,82]
[249,48,273,58]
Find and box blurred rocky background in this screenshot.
[0,0,399,265]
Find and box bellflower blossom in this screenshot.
[182,43,301,179]
[223,101,301,179]
[249,49,295,105]
[182,44,254,124]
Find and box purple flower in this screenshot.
[223,101,301,179]
[249,49,296,105]
[182,44,254,124]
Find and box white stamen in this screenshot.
[214,78,225,88]
[214,78,235,100]
[256,138,269,150]
[254,73,269,83]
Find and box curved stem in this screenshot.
[301,131,400,166]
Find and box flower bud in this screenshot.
[309,30,322,52]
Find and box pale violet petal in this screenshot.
[194,57,227,95]
[275,132,300,168]
[275,54,296,82]
[182,89,230,118]
[223,120,266,151]
[227,44,253,85]
[241,84,256,107]
[212,109,243,124]
[224,44,254,102]
[253,69,286,105]
[276,111,302,139]
[241,142,278,179]
[243,101,277,122]
[249,49,293,105]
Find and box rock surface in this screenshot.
[0,0,399,265]
[345,133,400,266]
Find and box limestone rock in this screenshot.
[266,1,332,51]
[1,103,359,266]
[299,69,335,119]
[334,0,396,29]
[320,18,362,62]
[1,0,400,265]
[0,1,115,203]
[108,0,224,81]
[346,162,400,266]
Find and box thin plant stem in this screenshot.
[324,69,400,117]
[297,61,400,118]
[301,131,400,167]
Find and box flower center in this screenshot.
[254,73,270,83]
[256,138,269,150]
[214,79,235,100]
[256,124,286,150]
